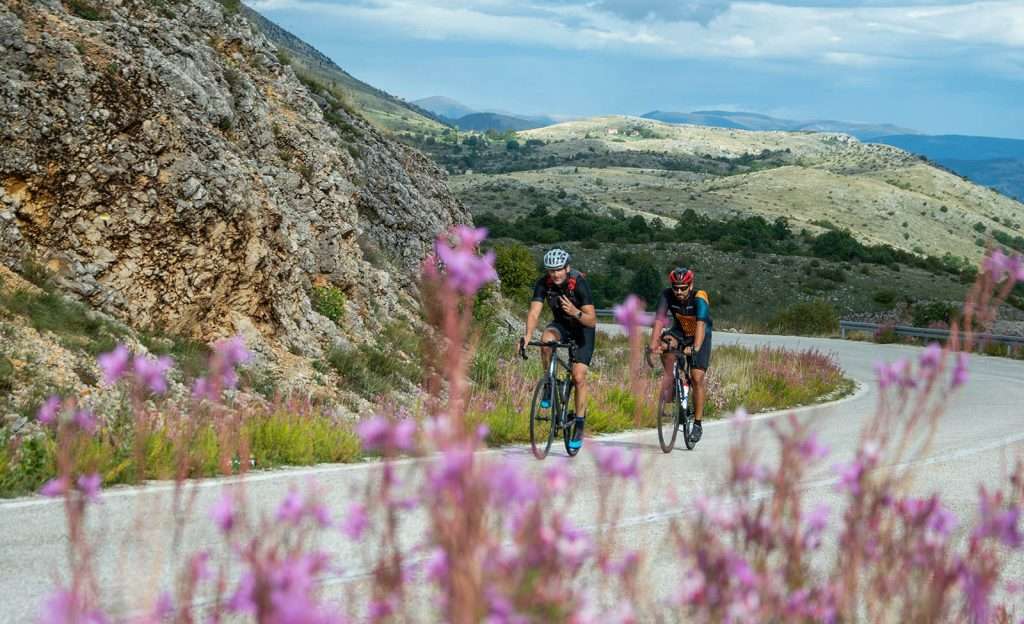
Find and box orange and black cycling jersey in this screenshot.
[655,288,712,336]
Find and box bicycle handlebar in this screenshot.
[519,338,575,360]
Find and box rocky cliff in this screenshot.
[0,0,469,360]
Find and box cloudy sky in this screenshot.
[249,0,1024,138]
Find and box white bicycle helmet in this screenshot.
[543,248,570,269]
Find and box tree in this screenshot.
[628,261,662,308]
[494,243,538,303]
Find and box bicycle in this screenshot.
[645,338,697,453]
[519,339,582,460]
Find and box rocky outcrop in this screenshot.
[0,0,469,359]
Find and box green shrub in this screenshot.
[0,290,127,355]
[0,356,12,394]
[817,267,846,283]
[68,0,106,20]
[911,301,958,327]
[873,290,897,306]
[327,322,421,398]
[216,0,241,15]
[312,285,347,324]
[769,300,839,336]
[493,242,537,303]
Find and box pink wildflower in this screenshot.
[276,488,304,524]
[983,248,1009,281]
[214,335,251,368]
[974,489,1022,547]
[487,461,539,507]
[40,477,69,498]
[73,410,97,434]
[875,358,913,389]
[341,503,368,540]
[952,352,969,388]
[132,355,173,395]
[38,589,109,624]
[1008,254,1024,283]
[97,344,131,386]
[77,473,102,502]
[797,432,829,462]
[424,547,448,583]
[835,460,864,495]
[357,415,390,450]
[613,294,654,335]
[189,551,211,582]
[544,463,570,494]
[454,224,488,248]
[434,239,498,295]
[430,445,474,492]
[37,396,61,426]
[593,444,639,480]
[210,492,237,534]
[392,418,416,451]
[919,342,943,370]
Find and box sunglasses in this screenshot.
[672,284,690,291]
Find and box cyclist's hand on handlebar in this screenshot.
[683,345,694,356]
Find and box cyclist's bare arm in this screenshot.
[522,301,543,348]
[650,316,666,352]
[689,320,707,354]
[577,304,597,328]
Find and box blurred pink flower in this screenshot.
[341,503,368,540]
[276,488,304,524]
[1008,254,1024,283]
[974,489,1022,548]
[983,249,1009,281]
[435,240,498,295]
[210,493,237,534]
[97,345,131,386]
[77,473,101,502]
[919,342,943,370]
[797,432,829,462]
[38,589,109,624]
[835,460,864,495]
[37,396,60,426]
[214,335,251,367]
[593,445,639,480]
[487,461,539,507]
[424,547,448,583]
[40,477,69,498]
[454,225,488,249]
[430,446,474,492]
[613,294,653,335]
[73,410,97,434]
[357,414,416,453]
[132,355,173,395]
[952,352,969,388]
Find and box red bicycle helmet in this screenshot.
[669,267,694,286]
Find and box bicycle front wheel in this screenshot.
[529,378,556,459]
[681,387,696,451]
[656,391,680,453]
[562,381,580,457]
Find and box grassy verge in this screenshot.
[0,408,360,498]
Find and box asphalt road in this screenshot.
[1,333,1022,621]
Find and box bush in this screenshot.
[0,356,12,395]
[312,285,347,324]
[817,267,846,283]
[911,301,958,327]
[873,290,897,306]
[769,300,839,336]
[493,242,537,303]
[68,0,106,20]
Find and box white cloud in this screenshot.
[248,0,1024,74]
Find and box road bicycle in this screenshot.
[519,339,582,460]
[645,339,697,452]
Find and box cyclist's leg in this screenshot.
[690,332,712,422]
[540,323,564,371]
[659,329,681,401]
[568,326,595,448]
[571,362,589,418]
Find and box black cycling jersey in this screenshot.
[531,270,594,327]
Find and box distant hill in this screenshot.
[414,96,556,132]
[243,6,449,135]
[449,112,549,132]
[642,110,916,141]
[871,135,1024,202]
[413,96,477,121]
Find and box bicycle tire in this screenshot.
[656,390,680,453]
[529,378,556,459]
[562,381,581,457]
[681,385,696,451]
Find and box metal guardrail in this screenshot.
[839,320,1024,347]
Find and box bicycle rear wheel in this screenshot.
[656,391,680,453]
[530,378,556,459]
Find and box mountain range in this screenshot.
[641,110,916,141]
[413,97,557,132]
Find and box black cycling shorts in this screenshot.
[662,327,712,371]
[545,321,596,366]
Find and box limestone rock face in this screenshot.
[0,0,468,356]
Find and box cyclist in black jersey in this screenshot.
[649,267,712,444]
[520,248,597,451]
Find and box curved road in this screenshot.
[1,333,1022,621]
